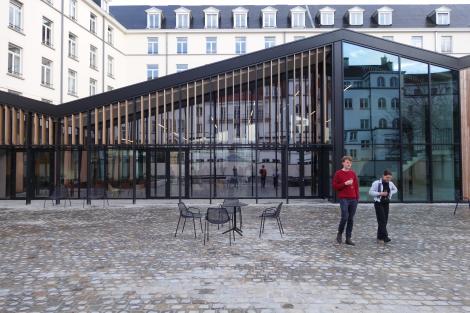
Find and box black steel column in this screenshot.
[255,64,259,204]
[178,85,182,202]
[332,41,344,202]
[54,118,61,205]
[427,65,433,202]
[25,112,33,205]
[284,56,289,204]
[132,98,137,204]
[208,78,213,203]
[86,110,92,205]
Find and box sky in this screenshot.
[109,0,470,5]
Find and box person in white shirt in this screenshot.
[369,170,398,243]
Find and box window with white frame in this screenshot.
[204,8,219,29]
[360,119,370,129]
[107,85,113,91]
[9,0,23,31]
[176,37,187,54]
[89,78,97,96]
[41,58,52,87]
[262,8,277,28]
[290,8,306,28]
[107,55,114,77]
[348,7,364,26]
[293,36,305,41]
[206,37,217,54]
[8,43,22,76]
[68,69,77,96]
[264,36,276,49]
[441,36,452,53]
[90,45,97,69]
[146,8,162,29]
[176,64,188,73]
[319,7,335,26]
[175,9,190,29]
[147,64,158,80]
[411,36,423,48]
[148,37,158,55]
[436,11,450,25]
[233,8,248,28]
[42,17,53,47]
[235,37,246,54]
[68,33,77,59]
[90,13,97,34]
[69,0,77,20]
[378,7,393,26]
[107,26,113,45]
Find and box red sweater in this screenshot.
[332,169,360,200]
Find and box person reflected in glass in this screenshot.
[259,164,267,188]
[369,170,397,244]
[273,169,279,189]
[232,166,238,188]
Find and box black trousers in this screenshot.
[374,201,389,240]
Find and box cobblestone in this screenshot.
[0,200,468,312]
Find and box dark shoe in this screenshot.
[384,237,391,243]
[345,237,355,246]
[336,232,342,244]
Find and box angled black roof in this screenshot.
[2,29,469,117]
[109,4,470,30]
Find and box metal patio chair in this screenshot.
[43,185,72,208]
[204,206,232,246]
[82,187,109,208]
[454,190,470,215]
[175,202,204,238]
[259,202,285,238]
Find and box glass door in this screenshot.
[33,150,54,198]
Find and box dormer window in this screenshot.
[262,7,277,28]
[175,7,190,29]
[319,7,335,26]
[204,7,219,29]
[377,7,393,26]
[290,7,306,28]
[435,6,451,25]
[348,7,364,26]
[233,7,248,29]
[146,7,162,29]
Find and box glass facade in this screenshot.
[343,43,460,201]
[0,37,463,203]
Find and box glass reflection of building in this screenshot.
[343,43,460,201]
[0,30,463,203]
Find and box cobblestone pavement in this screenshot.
[0,200,469,313]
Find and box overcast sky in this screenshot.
[109,0,470,5]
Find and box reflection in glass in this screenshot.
[401,58,429,145]
[257,150,282,198]
[402,145,429,201]
[215,148,253,198]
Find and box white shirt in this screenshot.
[369,179,398,202]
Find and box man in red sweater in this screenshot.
[332,156,360,246]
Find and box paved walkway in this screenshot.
[0,200,469,313]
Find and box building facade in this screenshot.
[0,29,469,203]
[2,1,470,104]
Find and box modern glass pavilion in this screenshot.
[1,29,469,203]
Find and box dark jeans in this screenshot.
[338,199,358,238]
[374,201,389,240]
[261,177,266,188]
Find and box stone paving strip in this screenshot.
[0,200,469,312]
